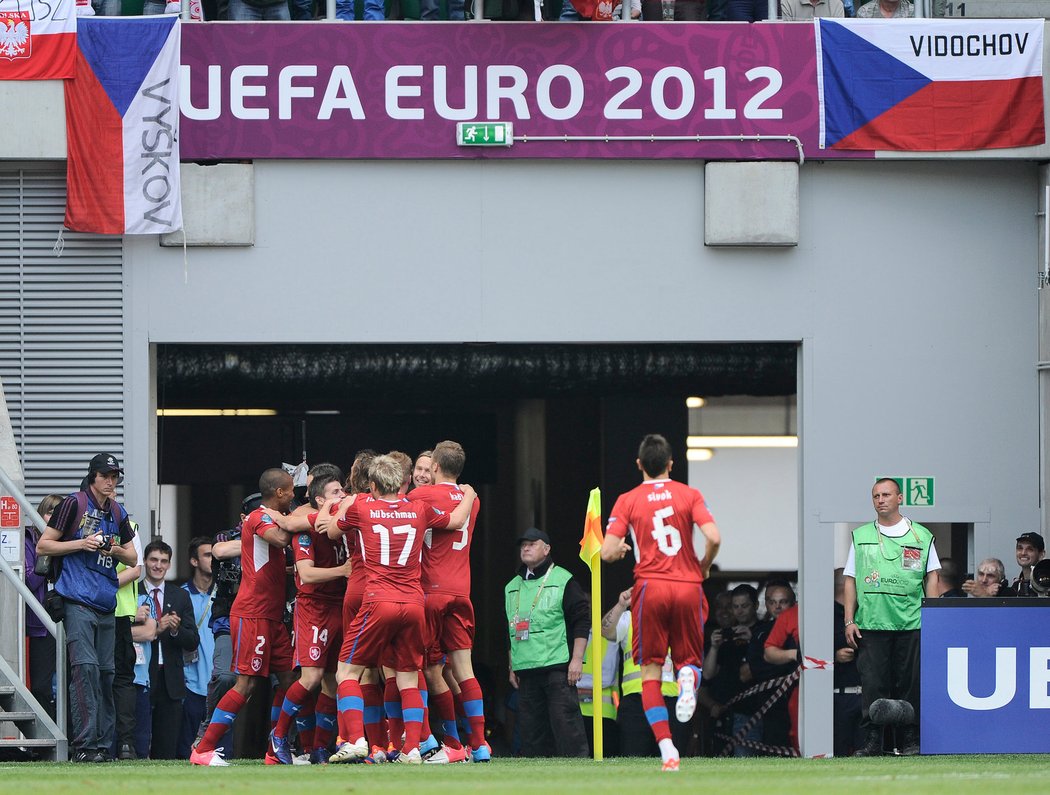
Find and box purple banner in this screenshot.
[180,22,829,160]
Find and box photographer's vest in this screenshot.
[853,520,933,631]
[56,492,128,613]
[505,564,572,672]
[621,621,678,698]
[114,521,141,619]
[579,634,617,720]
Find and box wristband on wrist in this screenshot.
[844,619,856,627]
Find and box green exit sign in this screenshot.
[882,476,935,507]
[456,122,514,147]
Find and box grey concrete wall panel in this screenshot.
[0,82,65,160]
[705,161,799,246]
[160,163,255,247]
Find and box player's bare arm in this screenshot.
[295,557,351,584]
[270,511,312,534]
[321,494,358,540]
[260,525,292,548]
[211,539,240,560]
[599,533,631,563]
[698,520,721,577]
[444,484,476,528]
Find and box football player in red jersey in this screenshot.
[601,434,721,772]
[268,473,350,765]
[412,440,490,762]
[191,468,298,767]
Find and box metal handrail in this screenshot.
[0,464,68,748]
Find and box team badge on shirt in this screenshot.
[298,533,311,548]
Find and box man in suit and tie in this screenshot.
[140,539,199,759]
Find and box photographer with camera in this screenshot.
[36,453,139,763]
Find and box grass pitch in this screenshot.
[6,755,1050,794]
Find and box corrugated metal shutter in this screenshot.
[0,164,124,506]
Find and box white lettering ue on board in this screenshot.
[946,647,1050,710]
[140,79,177,227]
[909,32,1029,57]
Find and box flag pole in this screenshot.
[580,487,604,761]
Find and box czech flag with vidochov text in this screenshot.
[0,0,76,80]
[818,18,1044,151]
[64,16,182,235]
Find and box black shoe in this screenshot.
[72,750,94,763]
[117,743,136,761]
[92,750,111,763]
[899,726,920,756]
[853,729,884,757]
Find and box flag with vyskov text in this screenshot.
[818,18,1044,151]
[64,16,182,235]
[0,0,76,80]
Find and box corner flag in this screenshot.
[579,487,604,760]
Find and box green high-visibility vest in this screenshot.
[621,620,678,698]
[853,520,933,631]
[579,634,617,720]
[505,564,572,671]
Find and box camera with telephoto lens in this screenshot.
[214,525,242,584]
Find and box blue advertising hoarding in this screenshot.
[921,600,1050,754]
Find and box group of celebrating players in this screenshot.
[190,441,489,766]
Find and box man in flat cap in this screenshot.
[504,527,589,757]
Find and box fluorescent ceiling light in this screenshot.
[687,435,798,448]
[686,448,715,462]
[685,396,706,409]
[156,409,278,417]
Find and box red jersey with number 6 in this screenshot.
[411,483,480,597]
[337,497,452,605]
[605,479,715,584]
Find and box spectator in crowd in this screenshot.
[140,539,199,759]
[726,0,768,20]
[24,494,64,721]
[934,558,966,597]
[113,520,145,760]
[832,568,863,757]
[1007,532,1044,596]
[748,581,797,753]
[177,536,217,758]
[36,453,139,763]
[600,587,689,758]
[228,0,291,20]
[762,599,800,753]
[505,527,589,758]
[962,558,1011,598]
[855,0,912,16]
[780,0,843,19]
[844,478,940,757]
[702,583,761,756]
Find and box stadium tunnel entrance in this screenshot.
[154,341,800,711]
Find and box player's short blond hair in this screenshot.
[369,455,405,496]
[387,450,413,486]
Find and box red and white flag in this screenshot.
[0,0,76,80]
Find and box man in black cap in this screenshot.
[1008,532,1045,596]
[37,453,139,763]
[504,527,589,757]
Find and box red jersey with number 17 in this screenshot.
[337,496,452,605]
[231,506,288,621]
[605,479,715,584]
[411,483,480,597]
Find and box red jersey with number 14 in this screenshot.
[338,497,452,605]
[412,483,480,597]
[293,528,348,604]
[605,479,715,584]
[231,507,288,621]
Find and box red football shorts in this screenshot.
[343,582,364,627]
[294,596,343,673]
[631,578,708,669]
[230,615,294,677]
[424,592,476,665]
[341,600,424,672]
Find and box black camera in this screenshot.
[99,535,113,553]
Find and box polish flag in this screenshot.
[0,0,76,80]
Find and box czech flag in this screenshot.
[64,17,182,235]
[0,0,76,80]
[818,18,1044,151]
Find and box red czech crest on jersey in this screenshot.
[251,657,262,672]
[309,646,321,661]
[0,13,30,61]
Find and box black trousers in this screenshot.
[516,669,588,758]
[112,616,136,749]
[855,629,920,731]
[28,634,56,720]
[149,668,184,759]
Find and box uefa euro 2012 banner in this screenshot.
[175,19,1044,160]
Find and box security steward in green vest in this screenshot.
[505,527,590,758]
[600,587,685,756]
[843,478,941,758]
